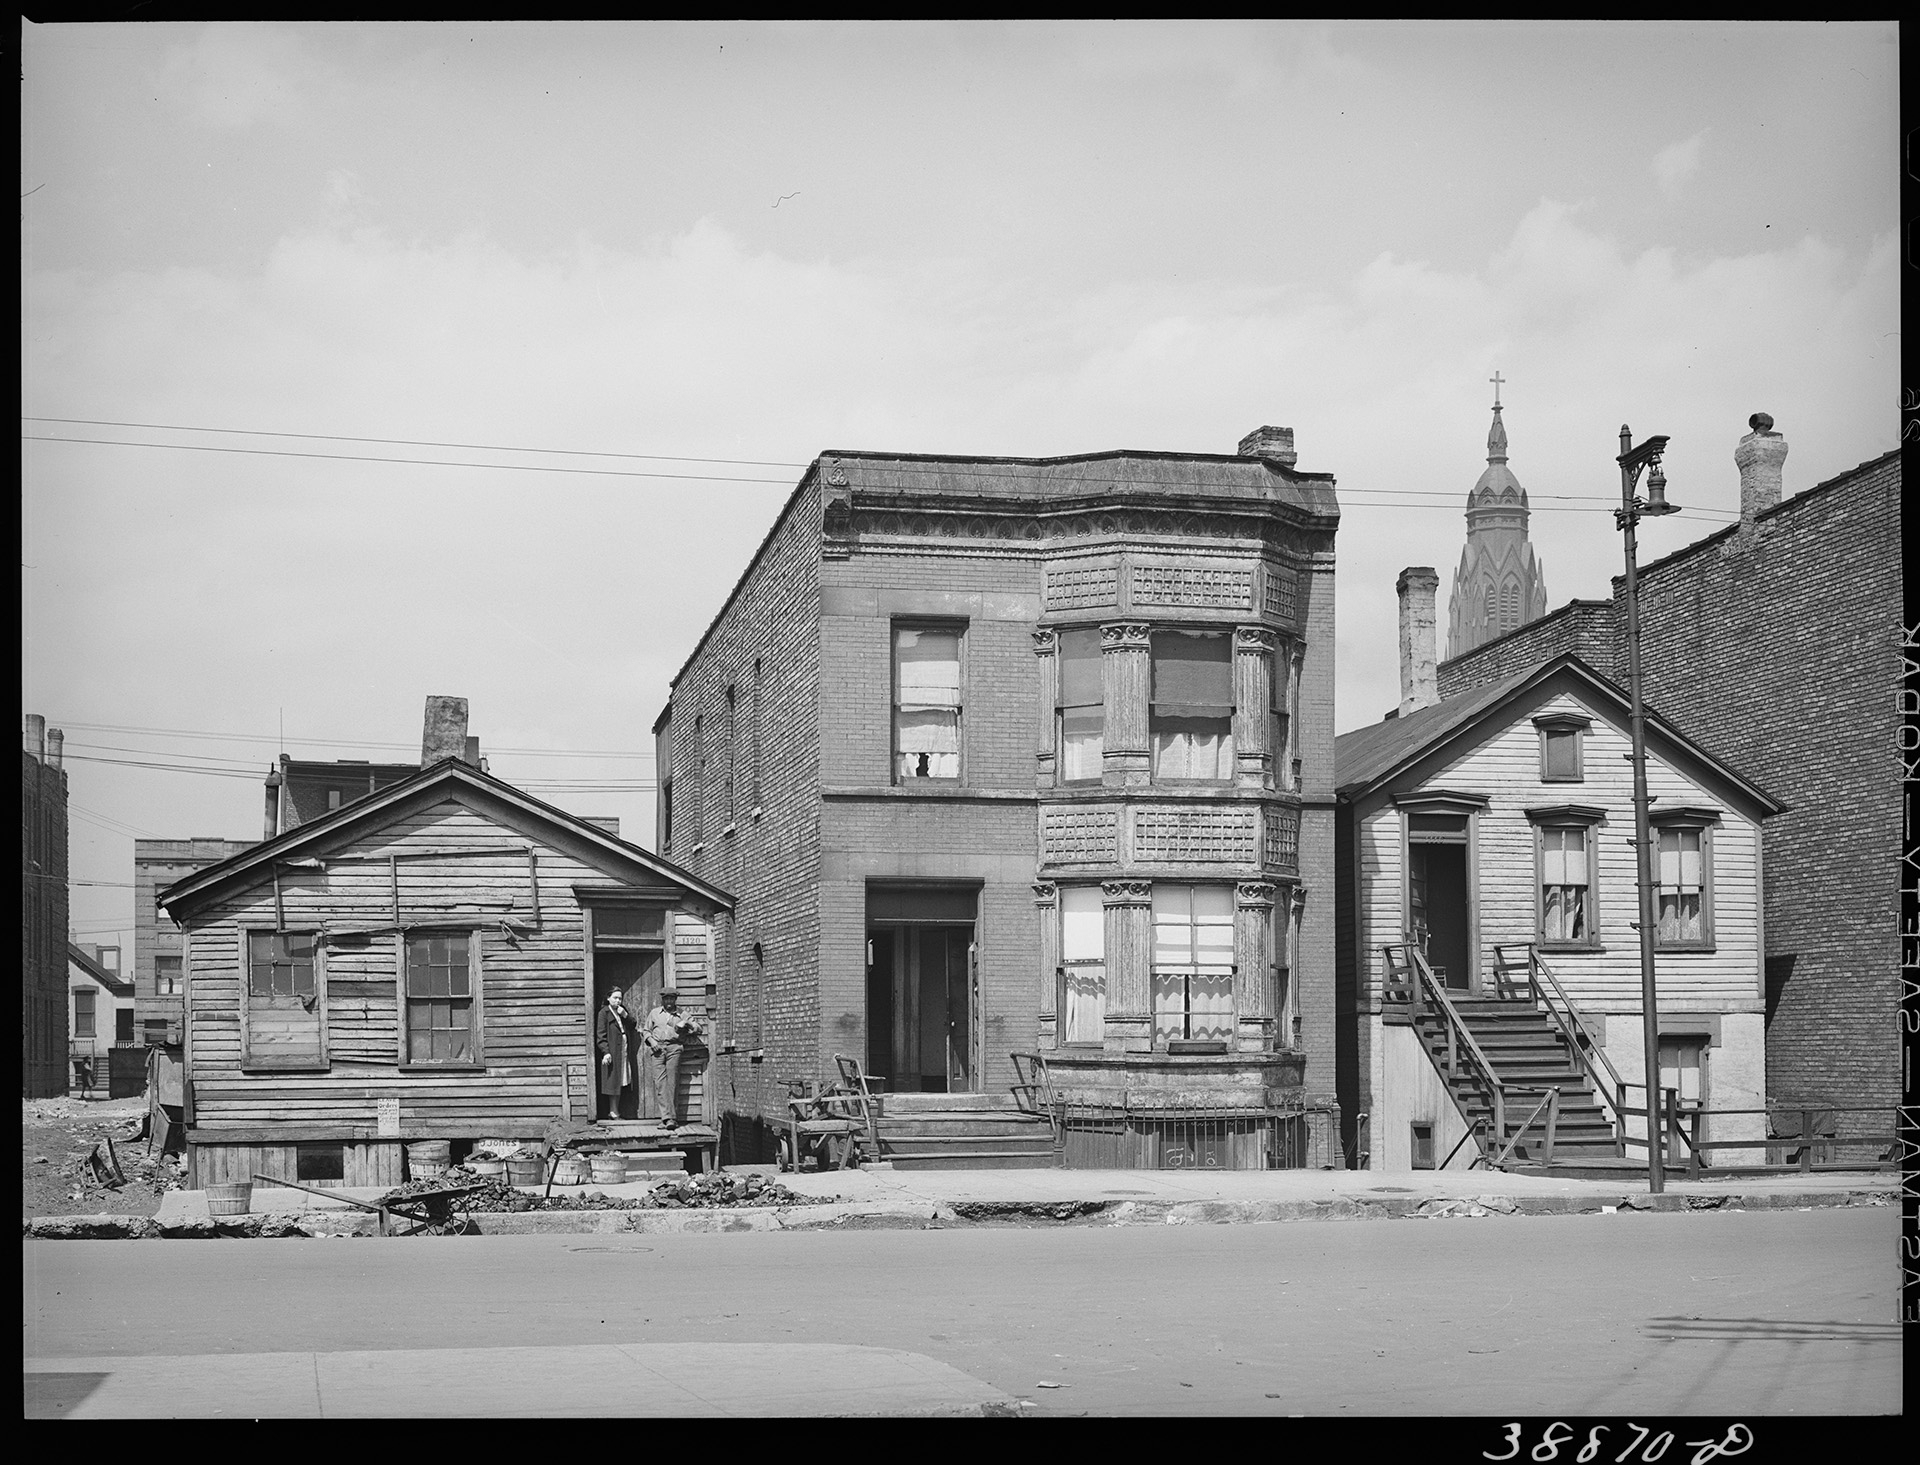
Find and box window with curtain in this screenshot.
[1539,826,1591,945]
[894,625,962,781]
[1150,631,1234,781]
[405,931,474,1063]
[1151,885,1234,1044]
[1057,628,1104,782]
[1654,826,1711,947]
[1060,885,1105,1044]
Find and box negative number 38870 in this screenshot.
[1484,1423,1753,1465]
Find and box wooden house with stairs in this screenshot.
[1335,591,1782,1177]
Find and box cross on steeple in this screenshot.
[1489,370,1505,408]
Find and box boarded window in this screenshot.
[1057,628,1104,782]
[1060,885,1105,1044]
[1542,728,1581,780]
[894,626,962,781]
[405,932,474,1063]
[1150,632,1234,781]
[248,932,316,998]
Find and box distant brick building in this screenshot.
[136,838,256,1049]
[22,715,69,1098]
[1438,421,1902,1114]
[657,426,1343,1168]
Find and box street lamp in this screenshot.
[1616,425,1679,1194]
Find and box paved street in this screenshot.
[24,1206,1900,1417]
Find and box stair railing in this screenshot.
[1490,1086,1561,1167]
[1493,944,1632,1161]
[1009,1051,1063,1156]
[1382,942,1509,1146]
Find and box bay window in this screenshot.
[1056,628,1104,782]
[894,625,963,781]
[1151,884,1234,1046]
[1150,630,1234,781]
[1059,885,1105,1044]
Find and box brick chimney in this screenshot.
[422,696,470,766]
[264,764,282,840]
[1237,425,1296,467]
[46,728,63,769]
[1397,567,1441,716]
[1734,412,1787,523]
[23,712,45,760]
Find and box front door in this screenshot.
[1408,839,1471,992]
[594,950,662,1120]
[865,924,974,1093]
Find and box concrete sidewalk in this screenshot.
[22,1163,1891,1239]
[23,1342,1011,1418]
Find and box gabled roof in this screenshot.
[67,944,134,998]
[158,757,734,920]
[1335,653,1785,818]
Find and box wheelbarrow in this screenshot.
[253,1171,487,1236]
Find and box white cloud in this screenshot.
[1652,130,1706,198]
[158,26,309,129]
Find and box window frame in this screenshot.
[73,988,96,1039]
[1057,884,1106,1047]
[1055,626,1105,784]
[1526,805,1606,954]
[1650,810,1718,953]
[1532,712,1591,784]
[396,927,486,1070]
[1148,628,1236,785]
[154,953,182,996]
[891,619,966,785]
[1149,883,1237,1049]
[239,927,330,1072]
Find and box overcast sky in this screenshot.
[22,20,1900,952]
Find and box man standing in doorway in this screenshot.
[642,990,699,1130]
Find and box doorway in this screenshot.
[865,886,978,1093]
[1408,816,1472,992]
[594,949,663,1120]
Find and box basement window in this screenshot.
[1410,1123,1435,1170]
[295,1142,345,1183]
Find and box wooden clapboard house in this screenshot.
[159,757,733,1189]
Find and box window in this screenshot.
[1535,713,1590,782]
[155,954,181,996]
[1410,1122,1435,1170]
[1268,650,1288,791]
[1150,631,1234,781]
[749,658,764,812]
[404,931,476,1064]
[723,685,737,825]
[1539,826,1593,947]
[1060,886,1105,1044]
[249,931,315,997]
[1151,885,1235,1046]
[1057,628,1104,782]
[116,1009,134,1044]
[295,1143,345,1183]
[1653,820,1714,949]
[327,788,343,811]
[73,989,96,1038]
[894,625,962,781]
[690,714,705,845]
[660,777,673,850]
[1270,897,1295,1046]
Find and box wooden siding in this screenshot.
[185,798,713,1142]
[1355,690,1764,1015]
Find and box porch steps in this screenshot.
[1413,999,1620,1162]
[869,1093,1057,1170]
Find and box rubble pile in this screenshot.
[420,1167,822,1213]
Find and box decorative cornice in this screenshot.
[1099,621,1152,651]
[1233,626,1279,653]
[834,501,1333,557]
[1100,879,1154,904]
[1235,881,1277,908]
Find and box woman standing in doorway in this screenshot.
[595,987,637,1120]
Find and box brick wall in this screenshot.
[1435,600,1615,699]
[663,475,825,1155]
[1437,452,1903,1107]
[22,751,69,1098]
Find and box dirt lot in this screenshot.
[21,1097,185,1219]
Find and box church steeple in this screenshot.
[1446,375,1551,659]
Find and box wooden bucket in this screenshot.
[589,1154,629,1185]
[206,1181,251,1217]
[505,1155,546,1187]
[551,1153,591,1186]
[407,1140,451,1180]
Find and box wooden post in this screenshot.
[1615,1081,1627,1158]
[1800,1108,1814,1172]
[1544,1089,1559,1164]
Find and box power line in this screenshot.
[53,719,654,760]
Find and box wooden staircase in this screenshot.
[869,1092,1057,1170]
[1410,999,1620,1164]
